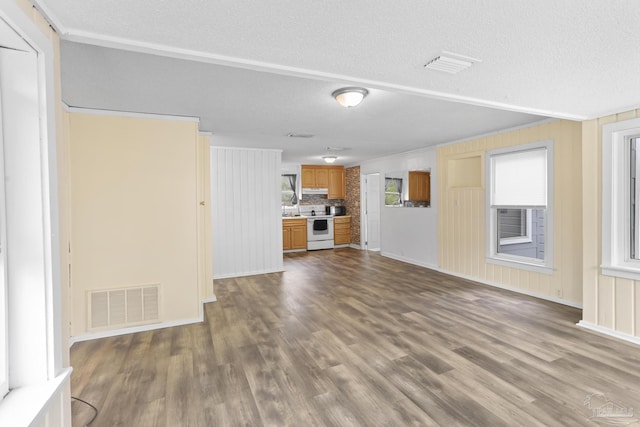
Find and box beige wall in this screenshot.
[582,109,640,339]
[68,112,203,336]
[437,120,583,305]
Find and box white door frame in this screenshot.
[361,172,381,251]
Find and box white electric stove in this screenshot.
[299,205,334,250]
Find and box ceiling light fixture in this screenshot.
[323,155,338,164]
[332,87,369,108]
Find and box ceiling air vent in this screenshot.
[287,133,314,138]
[424,51,481,74]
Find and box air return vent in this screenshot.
[88,284,160,330]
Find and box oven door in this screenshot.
[307,218,333,241]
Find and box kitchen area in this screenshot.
[282,164,355,252]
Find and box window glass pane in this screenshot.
[497,208,545,260]
[631,137,640,259]
[384,178,402,206]
[281,174,297,205]
[498,208,528,241]
[492,148,547,207]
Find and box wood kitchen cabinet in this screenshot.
[301,165,329,188]
[282,218,307,251]
[328,167,345,199]
[408,171,431,202]
[302,165,345,199]
[333,215,351,246]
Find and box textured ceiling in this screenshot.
[34,1,640,164]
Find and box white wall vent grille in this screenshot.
[424,51,481,74]
[88,284,160,330]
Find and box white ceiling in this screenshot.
[34,0,640,165]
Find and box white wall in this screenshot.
[359,147,438,269]
[211,147,283,278]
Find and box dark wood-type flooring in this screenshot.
[71,249,640,426]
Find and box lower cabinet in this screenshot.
[333,216,351,246]
[283,218,307,251]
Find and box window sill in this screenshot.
[499,237,533,245]
[601,265,640,281]
[487,256,553,275]
[0,367,72,426]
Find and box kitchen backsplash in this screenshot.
[300,194,344,206]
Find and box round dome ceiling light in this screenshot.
[332,87,369,108]
[322,155,338,164]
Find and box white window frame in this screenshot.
[0,5,71,424]
[0,91,7,399]
[498,208,533,245]
[486,140,554,274]
[602,118,640,279]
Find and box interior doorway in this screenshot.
[363,173,380,251]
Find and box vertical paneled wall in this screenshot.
[437,120,583,305]
[211,147,283,278]
[345,166,361,245]
[582,109,640,341]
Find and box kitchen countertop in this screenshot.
[282,215,351,220]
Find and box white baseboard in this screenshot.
[283,248,306,253]
[202,295,217,304]
[213,267,284,280]
[349,243,362,249]
[380,252,439,270]
[70,296,218,345]
[577,321,640,347]
[378,252,582,309]
[70,316,203,344]
[436,268,583,309]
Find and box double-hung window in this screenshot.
[385,177,403,206]
[486,140,554,273]
[281,174,298,206]
[602,118,640,279]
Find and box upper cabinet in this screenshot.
[408,171,430,202]
[302,165,345,199]
[328,167,345,199]
[302,165,329,188]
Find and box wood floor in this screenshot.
[71,249,640,426]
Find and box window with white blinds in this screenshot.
[486,141,554,272]
[491,148,547,207]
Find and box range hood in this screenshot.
[302,188,328,195]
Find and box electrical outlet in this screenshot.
[556,289,562,298]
